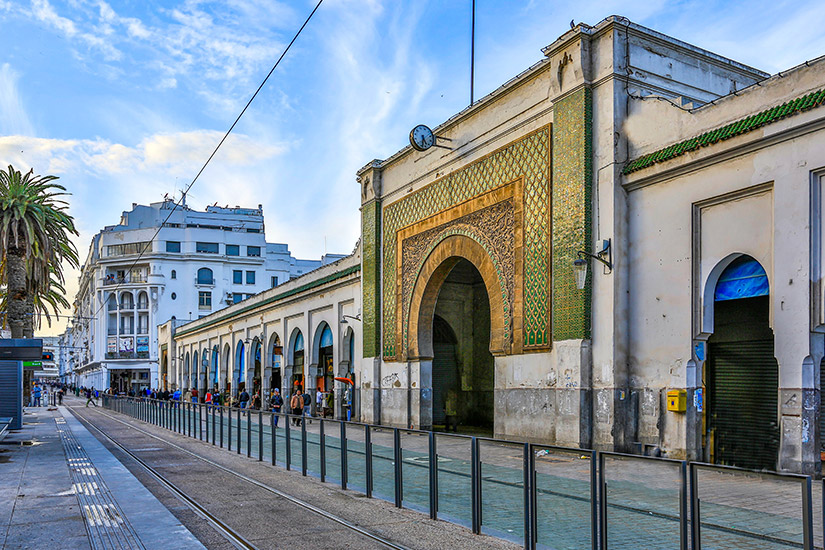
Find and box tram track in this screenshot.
[69,405,411,550]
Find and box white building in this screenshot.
[66,199,342,393]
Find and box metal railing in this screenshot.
[102,395,816,550]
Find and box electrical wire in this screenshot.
[79,0,325,328]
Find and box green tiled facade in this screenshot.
[381,127,551,359]
[361,199,381,358]
[552,87,593,341]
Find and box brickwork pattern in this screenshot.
[551,88,593,340]
[381,127,551,359]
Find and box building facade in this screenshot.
[66,199,340,393]
[158,16,825,474]
[158,252,361,416]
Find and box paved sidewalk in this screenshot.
[0,404,204,549]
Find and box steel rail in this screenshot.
[73,411,257,550]
[73,406,411,550]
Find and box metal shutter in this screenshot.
[708,339,779,470]
[0,361,23,430]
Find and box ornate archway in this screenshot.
[407,235,508,360]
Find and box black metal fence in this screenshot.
[102,395,816,550]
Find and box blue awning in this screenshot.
[714,256,769,301]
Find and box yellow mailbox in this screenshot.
[667,389,687,412]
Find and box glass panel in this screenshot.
[273,413,288,467]
[436,433,472,528]
[603,455,682,550]
[322,419,342,485]
[479,439,524,544]
[695,466,805,549]
[400,430,430,513]
[289,418,303,471]
[370,427,395,503]
[304,417,321,478]
[345,425,368,493]
[534,446,593,550]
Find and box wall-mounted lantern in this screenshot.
[573,239,613,290]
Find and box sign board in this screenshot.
[107,337,117,353]
[22,361,41,368]
[0,361,23,430]
[136,336,149,353]
[119,337,134,353]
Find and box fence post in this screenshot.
[803,476,813,550]
[471,436,481,535]
[340,422,347,490]
[247,409,252,458]
[258,410,263,462]
[365,426,373,498]
[220,406,225,449]
[679,461,688,550]
[599,454,607,550]
[320,420,326,482]
[301,416,308,476]
[228,407,233,451]
[428,431,437,520]
[212,405,216,445]
[690,464,700,550]
[523,443,536,550]
[271,413,276,466]
[199,404,204,441]
[237,408,242,454]
[394,428,402,508]
[285,414,292,471]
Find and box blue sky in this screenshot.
[2,0,824,335]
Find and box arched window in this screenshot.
[197,267,213,285]
[171,269,177,280]
[120,292,134,309]
[137,292,149,309]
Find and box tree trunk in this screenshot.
[23,294,34,338]
[6,247,28,338]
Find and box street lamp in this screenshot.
[572,239,613,290]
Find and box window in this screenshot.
[107,241,151,257]
[247,246,261,257]
[196,242,219,254]
[245,294,254,300]
[232,293,243,304]
[198,291,212,309]
[233,270,243,284]
[171,292,177,300]
[171,270,176,280]
[246,228,261,233]
[271,276,278,288]
[226,244,239,256]
[246,271,256,284]
[197,267,214,285]
[166,241,181,253]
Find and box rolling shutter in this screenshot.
[432,343,458,425]
[708,339,779,470]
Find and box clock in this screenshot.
[409,124,435,151]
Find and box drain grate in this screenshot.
[56,417,145,550]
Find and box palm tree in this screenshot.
[0,165,79,338]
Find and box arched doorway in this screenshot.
[235,341,245,395]
[291,331,305,393]
[251,338,262,396]
[429,258,494,434]
[222,343,231,393]
[270,335,282,396]
[161,353,168,391]
[192,350,199,394]
[707,255,778,470]
[184,352,190,391]
[315,323,334,417]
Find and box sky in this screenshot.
[1,0,824,336]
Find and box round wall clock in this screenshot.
[409,124,435,151]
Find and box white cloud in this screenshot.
[0,63,35,136]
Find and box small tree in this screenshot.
[0,165,79,337]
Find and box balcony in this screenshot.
[105,351,150,360]
[103,274,148,286]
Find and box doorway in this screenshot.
[707,255,778,470]
[431,258,494,434]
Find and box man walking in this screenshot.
[32,384,42,407]
[270,389,282,427]
[85,388,97,407]
[239,388,250,415]
[57,386,64,405]
[290,391,303,426]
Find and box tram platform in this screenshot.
[0,401,204,550]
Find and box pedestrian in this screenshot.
[205,389,212,409]
[191,387,199,403]
[183,388,192,403]
[269,389,282,427]
[290,391,303,426]
[323,391,334,418]
[239,388,250,414]
[252,391,261,410]
[85,388,97,407]
[316,388,323,417]
[33,384,42,407]
[302,388,311,421]
[57,386,64,405]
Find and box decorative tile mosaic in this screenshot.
[551,88,592,340]
[361,199,381,358]
[381,127,551,360]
